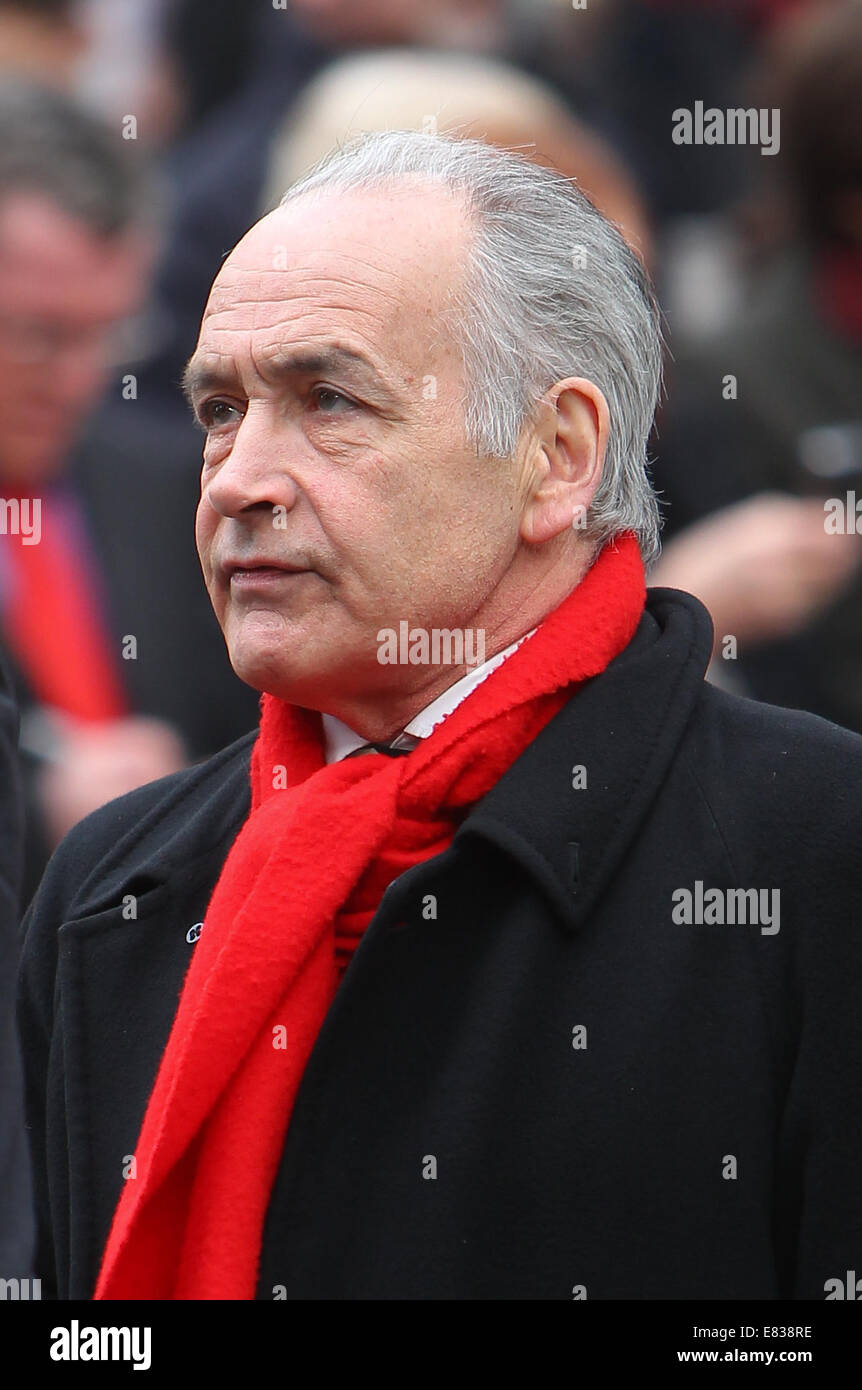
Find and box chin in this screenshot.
[224,632,320,704]
[228,642,291,697]
[223,609,379,707]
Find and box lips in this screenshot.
[223,558,309,580]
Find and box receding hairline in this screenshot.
[211,176,476,299]
[278,166,475,210]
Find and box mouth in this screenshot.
[223,559,313,587]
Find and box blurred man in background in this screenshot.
[0,79,257,902]
[261,47,651,264]
[132,0,612,419]
[653,0,862,730]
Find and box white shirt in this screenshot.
[321,628,538,763]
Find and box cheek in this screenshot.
[194,499,217,582]
[305,464,397,574]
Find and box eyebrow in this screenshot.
[181,346,396,411]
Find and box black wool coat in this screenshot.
[16,589,862,1300]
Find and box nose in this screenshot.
[202,402,301,520]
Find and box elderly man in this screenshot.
[18,132,862,1301]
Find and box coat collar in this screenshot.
[452,587,714,933]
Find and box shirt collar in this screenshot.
[321,627,538,764]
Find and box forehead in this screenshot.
[0,192,144,320]
[197,183,471,371]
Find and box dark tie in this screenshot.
[345,742,412,758]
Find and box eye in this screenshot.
[198,399,243,430]
[310,385,355,413]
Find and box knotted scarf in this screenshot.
[94,532,645,1300]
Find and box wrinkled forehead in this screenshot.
[202,184,471,342]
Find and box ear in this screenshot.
[519,378,609,546]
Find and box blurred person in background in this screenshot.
[652,0,862,731]
[73,0,184,147]
[287,0,507,48]
[129,0,330,420]
[0,79,257,904]
[0,656,32,1287]
[164,0,285,140]
[261,47,652,263]
[0,0,247,150]
[133,0,632,422]
[519,0,838,227]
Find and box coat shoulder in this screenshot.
[696,679,862,780]
[684,681,862,880]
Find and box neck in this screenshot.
[314,543,598,743]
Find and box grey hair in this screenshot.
[281,129,663,563]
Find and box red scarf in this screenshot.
[94,534,645,1300]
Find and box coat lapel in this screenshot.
[457,591,713,931]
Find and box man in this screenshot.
[18,131,862,1300]
[0,80,258,900]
